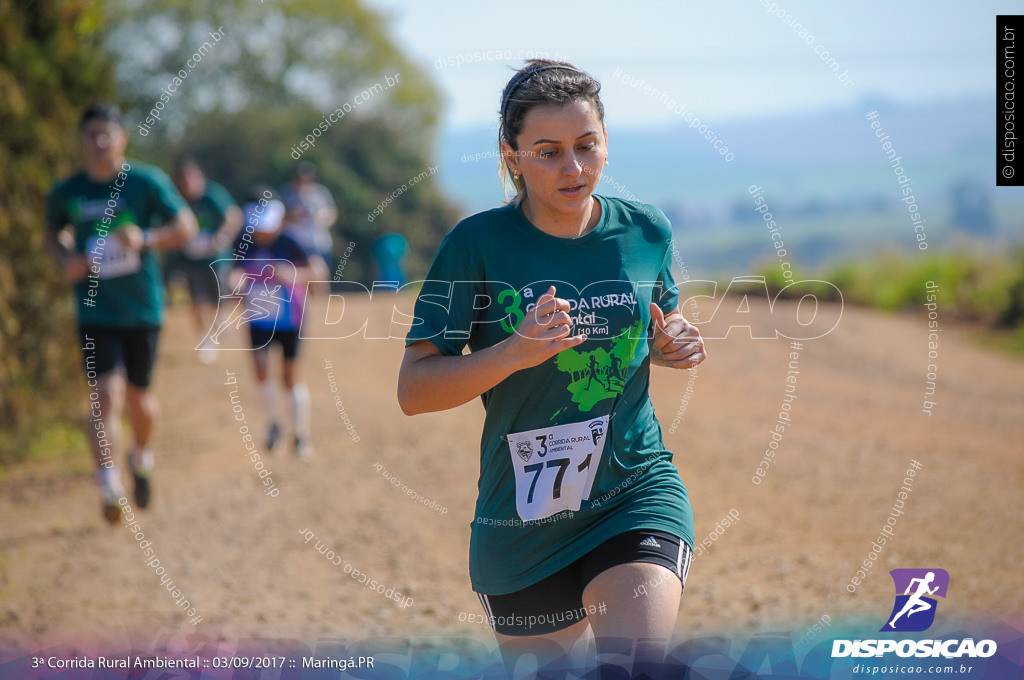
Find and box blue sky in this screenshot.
[366,0,1006,129]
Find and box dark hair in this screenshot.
[172,154,201,175]
[498,60,604,204]
[79,102,123,130]
[294,161,317,179]
[245,184,276,203]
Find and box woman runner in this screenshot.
[398,60,707,676]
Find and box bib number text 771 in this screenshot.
[523,453,593,503]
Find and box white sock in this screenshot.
[130,448,154,474]
[262,380,280,426]
[95,465,123,489]
[287,383,311,441]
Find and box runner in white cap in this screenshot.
[229,187,326,458]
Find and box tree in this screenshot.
[169,108,458,283]
[1,0,460,462]
[102,0,459,283]
[0,0,116,461]
[556,347,588,383]
[104,0,441,142]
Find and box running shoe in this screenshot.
[97,468,126,524]
[198,336,218,365]
[265,422,282,452]
[129,449,154,509]
[101,489,122,523]
[295,436,313,460]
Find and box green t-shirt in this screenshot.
[180,179,236,263]
[46,159,187,328]
[406,194,694,595]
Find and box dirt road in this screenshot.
[1,294,1021,650]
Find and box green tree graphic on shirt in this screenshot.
[98,208,138,234]
[554,319,645,414]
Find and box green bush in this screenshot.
[0,0,114,466]
[756,249,1024,352]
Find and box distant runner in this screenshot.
[281,162,334,295]
[371,232,408,287]
[168,155,243,364]
[44,102,198,523]
[231,187,326,458]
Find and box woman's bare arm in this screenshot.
[397,285,587,415]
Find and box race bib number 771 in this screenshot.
[506,416,609,522]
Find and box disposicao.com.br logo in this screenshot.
[832,568,998,659]
[882,568,948,632]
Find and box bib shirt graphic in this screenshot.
[554,320,645,413]
[881,568,950,632]
[497,282,649,418]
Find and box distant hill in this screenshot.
[436,96,1024,275]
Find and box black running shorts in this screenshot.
[476,529,693,636]
[78,325,161,389]
[249,326,301,360]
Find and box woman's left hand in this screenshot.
[649,303,707,369]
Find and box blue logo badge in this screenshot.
[880,568,949,632]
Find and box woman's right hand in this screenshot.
[500,285,587,371]
[398,285,587,416]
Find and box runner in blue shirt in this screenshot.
[228,187,326,458]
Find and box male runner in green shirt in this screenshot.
[44,103,198,523]
[169,155,243,364]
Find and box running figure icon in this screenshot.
[888,571,938,628]
[881,568,949,632]
[209,264,285,346]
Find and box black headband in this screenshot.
[500,65,584,123]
